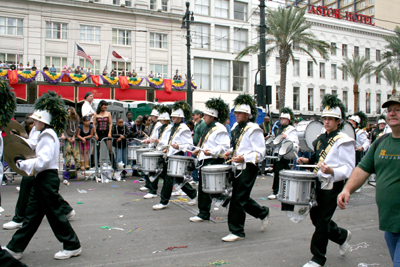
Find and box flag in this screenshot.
[110,47,129,61]
[8,70,18,84]
[118,76,129,89]
[91,75,101,87]
[164,79,172,94]
[76,44,94,65]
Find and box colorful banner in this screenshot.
[78,87,111,102]
[118,76,129,89]
[100,75,119,85]
[41,71,65,84]
[91,75,101,87]
[38,85,75,102]
[10,83,27,101]
[146,77,164,88]
[191,81,197,89]
[61,71,71,82]
[164,79,172,94]
[127,77,143,86]
[0,69,8,79]
[172,80,186,90]
[155,90,186,102]
[114,89,146,101]
[17,70,39,83]
[66,73,88,84]
[8,70,18,84]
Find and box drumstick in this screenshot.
[224,153,244,164]
[297,164,338,168]
[133,138,148,143]
[192,146,224,158]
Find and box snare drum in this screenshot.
[136,148,154,166]
[141,152,165,172]
[201,165,231,194]
[167,155,197,178]
[265,136,275,147]
[278,141,299,160]
[277,170,318,206]
[128,145,142,160]
[273,135,284,147]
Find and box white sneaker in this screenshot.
[16,187,20,191]
[0,206,4,213]
[3,221,23,230]
[172,189,184,196]
[221,233,244,242]
[261,212,270,232]
[188,192,198,206]
[66,210,76,220]
[190,216,204,222]
[268,194,277,200]
[153,203,169,210]
[54,247,82,260]
[303,261,321,267]
[339,230,352,256]
[139,186,149,192]
[189,181,198,186]
[143,193,158,199]
[2,246,22,260]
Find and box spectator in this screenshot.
[18,63,24,71]
[156,73,162,78]
[120,69,126,76]
[102,69,108,76]
[186,120,194,131]
[23,118,34,135]
[49,64,56,73]
[112,117,130,169]
[61,65,71,82]
[25,62,31,70]
[20,113,32,128]
[224,118,231,139]
[130,115,146,140]
[86,67,92,83]
[10,62,16,70]
[132,69,137,77]
[3,61,9,69]
[81,92,95,123]
[143,114,151,136]
[125,111,134,131]
[43,65,49,72]
[173,73,179,80]
[62,65,68,72]
[260,115,272,138]
[77,116,94,171]
[0,61,3,68]
[110,69,117,77]
[31,65,37,71]
[61,107,81,171]
[67,66,73,72]
[93,100,114,168]
[192,110,206,146]
[126,70,132,77]
[74,66,81,74]
[148,71,154,78]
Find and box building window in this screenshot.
[366,93,371,113]
[276,86,280,108]
[308,88,313,111]
[150,0,156,10]
[370,7,374,13]
[125,0,132,7]
[149,64,167,78]
[46,22,67,40]
[80,59,100,75]
[112,61,131,75]
[370,0,374,3]
[215,26,229,51]
[319,62,325,78]
[0,17,23,36]
[360,1,365,8]
[331,42,337,55]
[45,56,67,73]
[365,48,370,60]
[342,44,348,57]
[276,58,281,74]
[194,24,210,49]
[195,0,209,15]
[332,90,338,96]
[343,91,348,112]
[0,53,23,64]
[150,33,167,49]
[293,59,300,76]
[213,60,229,91]
[162,0,168,11]
[234,2,247,21]
[194,58,210,90]
[376,50,381,62]
[113,0,120,5]
[233,62,247,91]
[320,89,325,111]
[112,29,131,46]
[307,61,313,77]
[342,70,348,80]
[215,0,228,18]
[344,0,350,4]
[354,46,359,57]
[331,64,337,80]
[376,75,381,84]
[80,25,100,43]
[293,87,300,110]
[234,28,247,52]
[376,94,381,114]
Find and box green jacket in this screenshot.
[193,119,206,146]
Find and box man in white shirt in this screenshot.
[81,92,95,123]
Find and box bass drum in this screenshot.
[297,121,323,152]
[341,121,356,140]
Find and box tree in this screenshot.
[378,26,400,69]
[338,55,375,113]
[379,65,400,95]
[236,6,330,110]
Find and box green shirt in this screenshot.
[193,119,206,146]
[358,134,400,233]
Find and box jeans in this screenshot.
[385,232,400,267]
[116,147,127,167]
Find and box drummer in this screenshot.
[348,111,370,163]
[141,105,172,199]
[296,94,355,267]
[293,117,312,170]
[268,107,298,201]
[152,101,198,210]
[370,115,386,143]
[222,94,269,242]
[189,98,230,222]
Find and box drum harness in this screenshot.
[196,125,219,169]
[229,124,252,178]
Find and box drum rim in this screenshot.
[142,152,165,156]
[202,164,231,171]
[280,170,318,177]
[168,155,195,160]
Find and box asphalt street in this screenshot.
[0,172,392,267]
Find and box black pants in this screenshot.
[0,246,27,267]
[145,174,160,195]
[309,180,348,266]
[7,170,80,252]
[197,158,225,220]
[272,158,290,195]
[12,176,73,223]
[228,163,269,237]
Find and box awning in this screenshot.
[114,88,146,101]
[38,84,75,102]
[155,90,186,102]
[78,87,111,102]
[10,83,27,101]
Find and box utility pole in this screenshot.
[259,0,269,115]
[182,2,194,109]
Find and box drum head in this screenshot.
[273,135,284,145]
[280,170,318,178]
[265,136,274,145]
[137,148,153,152]
[168,155,193,160]
[295,121,311,132]
[202,164,231,171]
[305,121,323,150]
[142,152,165,157]
[278,141,293,156]
[341,121,356,140]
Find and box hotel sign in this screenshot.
[309,6,375,26]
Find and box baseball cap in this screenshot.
[382,92,400,108]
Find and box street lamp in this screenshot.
[182,1,194,109]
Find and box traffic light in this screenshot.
[255,84,272,106]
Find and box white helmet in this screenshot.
[30,110,52,125]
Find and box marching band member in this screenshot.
[142,105,171,199]
[348,111,370,163]
[268,107,298,200]
[222,94,269,242]
[370,115,386,143]
[189,98,230,222]
[152,101,197,210]
[296,94,355,267]
[3,91,81,261]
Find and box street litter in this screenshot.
[208,260,230,265]
[350,242,369,252]
[77,189,87,193]
[165,246,188,251]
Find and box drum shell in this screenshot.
[278,141,299,160]
[128,145,142,160]
[167,155,197,178]
[201,165,231,194]
[297,121,323,152]
[141,152,165,172]
[136,148,154,166]
[273,135,284,147]
[265,136,275,147]
[277,170,318,205]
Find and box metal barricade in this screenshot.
[1,157,16,185]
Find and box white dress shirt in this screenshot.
[197,122,230,161]
[157,123,193,157]
[82,100,95,123]
[355,129,370,152]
